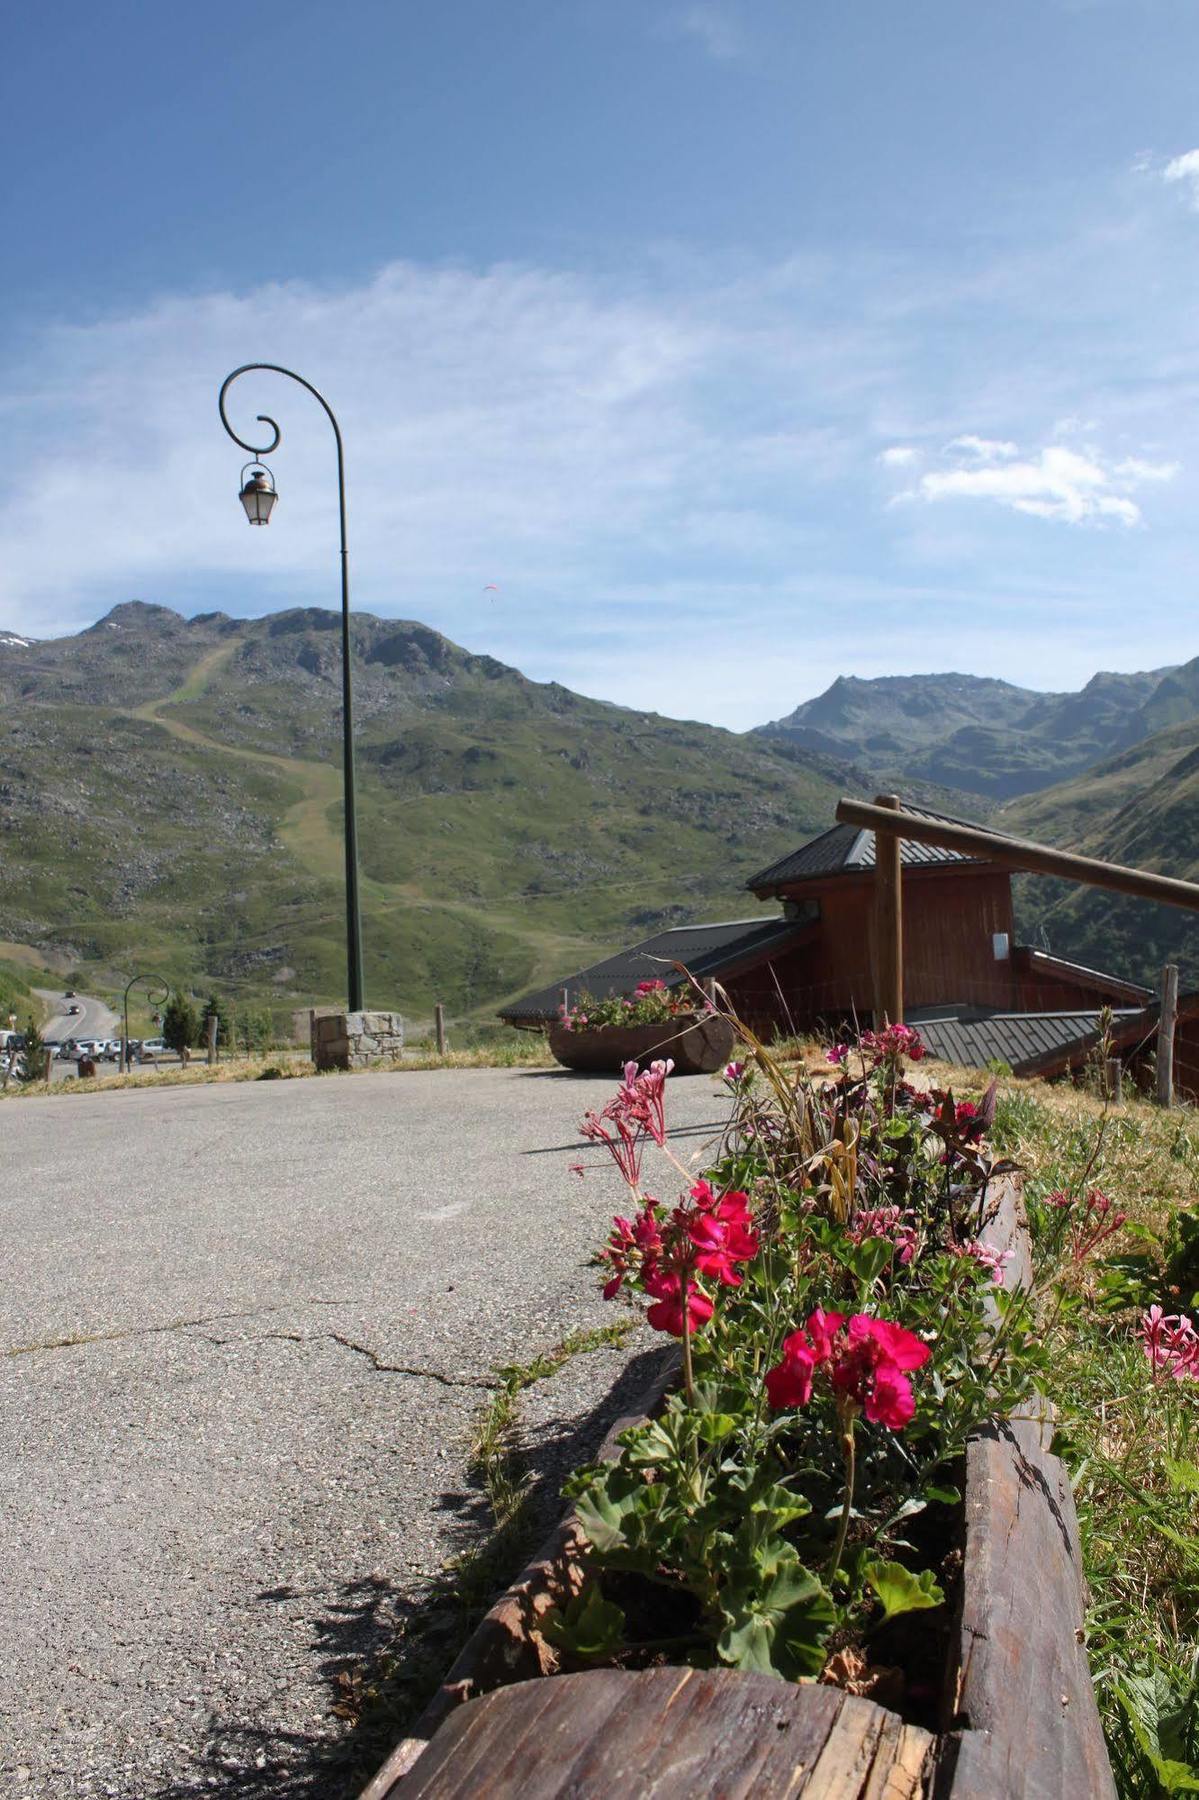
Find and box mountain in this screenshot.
[1003,717,1199,991]
[0,602,878,1026]
[755,665,1192,800]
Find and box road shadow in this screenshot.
[147,1344,668,1800]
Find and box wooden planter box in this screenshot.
[362,1180,1115,1798]
[548,1014,735,1075]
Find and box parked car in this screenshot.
[138,1038,167,1060]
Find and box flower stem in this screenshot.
[681,1287,695,1404]
[827,1411,857,1583]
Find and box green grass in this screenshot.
[990,1083,1199,1793]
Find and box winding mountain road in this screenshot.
[34,988,120,1046]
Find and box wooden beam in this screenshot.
[872,793,903,1025]
[1157,962,1179,1108]
[836,798,1199,913]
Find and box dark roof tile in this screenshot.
[499,916,800,1022]
[747,805,991,893]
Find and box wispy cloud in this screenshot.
[673,4,746,61]
[1163,148,1199,209]
[945,434,1019,461]
[878,444,919,467]
[909,440,1176,527]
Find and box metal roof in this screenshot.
[747,805,991,894]
[498,916,803,1023]
[1014,946,1153,1002]
[909,1006,1143,1072]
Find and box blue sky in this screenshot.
[4,0,1199,727]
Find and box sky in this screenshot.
[3,0,1199,729]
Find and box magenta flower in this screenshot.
[765,1310,930,1432]
[643,1271,714,1337]
[1140,1305,1199,1381]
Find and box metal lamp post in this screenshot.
[218,364,365,1012]
[122,975,170,1074]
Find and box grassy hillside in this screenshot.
[0,604,867,1025]
[1003,717,1199,990]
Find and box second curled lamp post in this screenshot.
[217,365,365,1012]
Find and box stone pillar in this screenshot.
[313,1011,405,1071]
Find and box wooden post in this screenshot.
[206,1012,218,1066]
[435,1003,447,1055]
[872,794,903,1026]
[1105,1057,1123,1104]
[43,1048,54,1084]
[1157,962,1179,1108]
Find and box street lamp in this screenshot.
[121,974,169,1075]
[218,364,365,1012]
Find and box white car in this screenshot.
[138,1038,167,1059]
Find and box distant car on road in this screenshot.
[67,1003,81,1015]
[64,989,76,999]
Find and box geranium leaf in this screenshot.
[541,1583,626,1660]
[863,1559,945,1620]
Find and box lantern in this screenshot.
[239,463,278,526]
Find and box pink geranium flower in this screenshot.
[765,1309,930,1432]
[643,1271,714,1337]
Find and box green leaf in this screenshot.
[923,1484,961,1506]
[1163,1458,1199,1495]
[863,1559,945,1621]
[697,1412,738,1443]
[717,1611,777,1674]
[838,1237,893,1285]
[1114,1681,1199,1792]
[717,1554,835,1680]
[572,1468,647,1555]
[540,1583,626,1661]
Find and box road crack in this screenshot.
[267,1330,491,1389]
[3,1298,353,1359]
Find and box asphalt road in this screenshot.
[0,1066,729,1799]
[34,987,120,1046]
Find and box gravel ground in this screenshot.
[0,1067,727,1799]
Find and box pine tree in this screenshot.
[17,1014,46,1084]
[162,993,200,1054]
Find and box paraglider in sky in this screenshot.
[483,584,499,596]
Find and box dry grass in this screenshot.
[0,1037,557,1101]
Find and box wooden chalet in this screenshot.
[500,804,1198,1096]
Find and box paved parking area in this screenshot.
[0,1067,727,1798]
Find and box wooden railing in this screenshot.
[834,795,1199,1036]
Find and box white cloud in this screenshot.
[945,434,1019,461]
[1164,148,1199,210]
[878,445,919,467]
[915,440,1177,527]
[674,4,746,61]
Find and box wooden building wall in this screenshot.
[725,869,1016,1036]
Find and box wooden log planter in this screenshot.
[548,1014,735,1076]
[362,1179,1114,1799]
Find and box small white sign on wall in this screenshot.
[993,932,1010,962]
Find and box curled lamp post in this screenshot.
[218,364,364,1012]
[122,975,169,1074]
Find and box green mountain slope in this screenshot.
[1002,718,1199,990]
[756,665,1185,800]
[0,603,871,1023]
